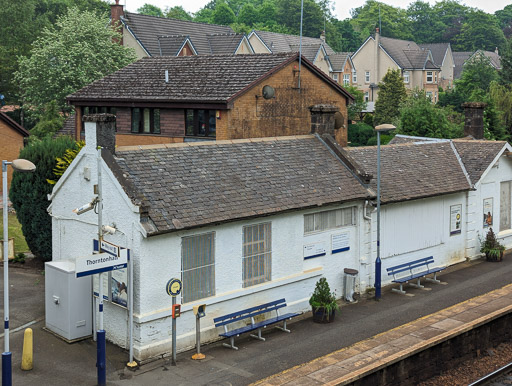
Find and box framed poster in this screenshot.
[332,232,350,254]
[93,272,110,301]
[483,198,493,228]
[303,242,326,260]
[450,204,462,235]
[111,267,128,308]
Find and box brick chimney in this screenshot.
[111,0,124,45]
[462,102,486,140]
[83,114,116,155]
[310,104,347,146]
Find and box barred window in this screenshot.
[181,232,215,303]
[304,207,356,234]
[242,223,271,287]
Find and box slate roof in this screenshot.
[122,12,234,56]
[55,114,76,138]
[379,37,439,70]
[388,134,445,145]
[207,34,247,55]
[329,53,350,72]
[112,136,373,235]
[67,53,352,104]
[481,50,501,69]
[157,35,193,56]
[345,142,471,203]
[419,43,450,66]
[452,51,472,79]
[252,30,336,56]
[452,140,506,185]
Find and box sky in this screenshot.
[121,0,509,21]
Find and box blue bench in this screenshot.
[386,256,445,295]
[213,298,300,350]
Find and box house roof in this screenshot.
[251,30,336,56]
[452,51,472,79]
[157,35,195,56]
[0,111,29,137]
[122,12,234,56]
[67,53,353,105]
[206,33,248,55]
[289,43,323,62]
[476,50,501,69]
[111,136,373,235]
[55,114,76,138]
[345,142,471,204]
[379,37,439,70]
[329,53,351,72]
[419,43,450,67]
[452,140,507,184]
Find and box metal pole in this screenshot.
[171,296,176,366]
[298,0,304,90]
[2,161,12,386]
[127,249,136,368]
[375,132,382,300]
[96,148,106,386]
[195,316,200,356]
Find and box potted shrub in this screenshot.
[309,277,339,323]
[480,228,505,262]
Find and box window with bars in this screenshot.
[181,232,215,303]
[304,207,356,234]
[242,223,271,287]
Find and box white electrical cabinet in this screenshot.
[45,260,92,341]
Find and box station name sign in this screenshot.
[76,250,128,278]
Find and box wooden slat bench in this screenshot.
[213,298,300,350]
[386,256,446,295]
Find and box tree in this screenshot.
[454,11,505,51]
[500,37,512,85]
[10,136,80,261]
[432,0,471,45]
[212,2,236,25]
[495,4,512,38]
[166,6,193,21]
[15,7,137,116]
[373,69,407,126]
[399,90,462,138]
[275,0,325,38]
[489,81,512,137]
[332,18,363,52]
[344,85,367,121]
[137,3,164,17]
[348,122,375,146]
[238,3,258,26]
[407,0,445,43]
[30,100,64,140]
[455,55,499,99]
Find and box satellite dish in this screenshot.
[262,85,275,99]
[334,112,345,130]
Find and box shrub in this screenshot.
[9,136,79,261]
[309,277,339,320]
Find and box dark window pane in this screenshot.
[131,108,140,133]
[185,110,194,136]
[208,111,216,137]
[153,109,160,134]
[143,108,150,133]
[198,110,206,136]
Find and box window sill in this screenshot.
[134,267,323,323]
[497,229,512,238]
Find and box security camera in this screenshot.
[102,225,116,235]
[73,197,98,215]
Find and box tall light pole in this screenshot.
[2,159,36,386]
[374,124,395,300]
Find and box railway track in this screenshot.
[469,361,512,385]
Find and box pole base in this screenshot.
[126,361,138,370]
[2,351,12,386]
[191,353,206,360]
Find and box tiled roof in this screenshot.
[419,43,450,66]
[207,33,246,55]
[252,30,336,56]
[112,136,372,235]
[329,53,350,72]
[379,37,439,70]
[0,111,29,137]
[346,142,471,203]
[67,53,290,103]
[55,114,76,138]
[157,35,190,56]
[122,12,234,56]
[480,50,501,69]
[452,51,472,79]
[289,44,322,62]
[453,140,506,184]
[387,134,444,145]
[68,53,352,104]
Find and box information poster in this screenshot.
[332,232,350,254]
[303,242,326,260]
[483,198,493,228]
[93,272,110,301]
[450,204,462,235]
[111,267,128,308]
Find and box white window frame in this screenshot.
[403,71,410,84]
[304,207,356,234]
[500,181,512,232]
[365,71,370,83]
[426,71,433,83]
[343,74,350,86]
[352,71,357,83]
[426,91,433,100]
[364,91,369,102]
[332,73,339,82]
[181,232,215,303]
[242,223,271,287]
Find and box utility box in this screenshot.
[45,260,92,341]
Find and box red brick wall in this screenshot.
[0,123,25,191]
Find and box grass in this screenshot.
[0,210,30,253]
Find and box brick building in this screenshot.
[67,53,354,146]
[0,112,29,192]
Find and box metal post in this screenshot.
[2,161,12,386]
[191,314,205,360]
[96,148,106,386]
[127,249,135,367]
[298,0,304,90]
[375,132,382,300]
[171,296,177,366]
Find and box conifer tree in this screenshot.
[374,69,407,126]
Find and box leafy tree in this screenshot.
[399,90,462,138]
[10,136,80,261]
[489,81,512,137]
[15,7,137,115]
[238,3,258,26]
[331,19,362,52]
[495,4,512,38]
[137,3,164,17]
[454,11,505,51]
[500,37,512,85]
[258,0,277,26]
[212,2,236,25]
[455,55,499,99]
[166,6,193,21]
[432,0,472,45]
[194,8,214,23]
[348,122,375,146]
[47,140,85,184]
[407,0,445,43]
[373,69,407,126]
[345,85,367,121]
[30,101,64,140]
[275,0,324,38]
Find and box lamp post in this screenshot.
[2,159,36,386]
[374,124,395,300]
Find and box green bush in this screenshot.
[9,136,79,261]
[348,122,374,147]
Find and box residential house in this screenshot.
[419,43,454,89]
[67,53,354,147]
[0,112,29,191]
[453,49,502,80]
[110,0,253,59]
[351,29,440,103]
[248,30,355,85]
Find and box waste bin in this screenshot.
[343,268,358,303]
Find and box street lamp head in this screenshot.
[11,159,36,173]
[375,124,396,132]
